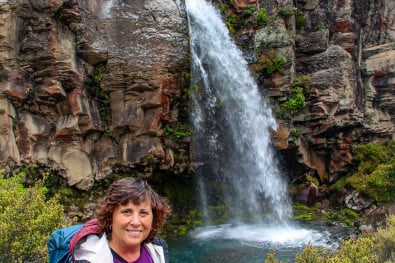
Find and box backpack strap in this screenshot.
[152,236,169,263]
[69,219,101,261]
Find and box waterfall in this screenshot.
[186,0,292,224]
[100,0,115,18]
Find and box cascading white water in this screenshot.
[100,0,115,18]
[186,0,291,224]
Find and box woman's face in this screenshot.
[110,200,153,251]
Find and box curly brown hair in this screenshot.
[96,177,171,242]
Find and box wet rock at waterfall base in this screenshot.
[295,182,318,206]
[344,191,374,212]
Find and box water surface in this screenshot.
[168,223,344,263]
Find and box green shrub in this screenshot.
[290,127,302,139]
[254,8,268,27]
[265,215,395,262]
[294,75,311,87]
[0,172,67,262]
[294,244,333,263]
[294,237,378,263]
[346,141,395,202]
[264,250,282,263]
[295,11,307,31]
[295,213,312,221]
[343,208,359,219]
[93,63,106,83]
[281,87,306,115]
[330,176,347,191]
[255,49,287,76]
[85,65,111,127]
[293,203,310,212]
[225,15,239,35]
[241,5,256,18]
[278,7,297,17]
[265,55,287,74]
[376,215,395,261]
[165,122,193,139]
[293,203,313,221]
[280,76,310,116]
[365,164,395,202]
[354,143,389,174]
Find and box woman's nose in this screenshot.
[129,213,141,225]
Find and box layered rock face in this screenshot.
[0,0,394,206]
[236,0,395,184]
[0,0,189,189]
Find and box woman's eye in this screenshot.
[140,211,149,216]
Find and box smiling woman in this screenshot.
[72,177,172,263]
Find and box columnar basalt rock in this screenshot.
[0,0,190,189]
[0,0,394,212]
[275,0,395,186]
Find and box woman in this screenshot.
[72,177,171,263]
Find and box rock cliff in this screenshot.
[0,0,190,190]
[0,0,394,211]
[226,0,394,184]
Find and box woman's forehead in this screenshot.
[119,199,152,208]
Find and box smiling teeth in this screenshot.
[127,230,141,234]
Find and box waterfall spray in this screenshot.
[100,0,115,18]
[186,0,292,224]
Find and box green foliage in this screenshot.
[255,49,287,76]
[265,215,395,262]
[365,164,395,202]
[330,176,347,191]
[85,64,111,128]
[207,204,230,225]
[294,244,334,263]
[165,122,193,139]
[225,15,239,35]
[294,75,311,87]
[375,215,395,261]
[293,203,313,221]
[343,208,359,219]
[168,209,203,235]
[16,56,23,63]
[306,175,319,187]
[316,22,327,30]
[290,127,302,139]
[0,172,67,262]
[295,213,312,221]
[265,55,287,75]
[264,250,282,263]
[277,75,310,118]
[255,8,268,27]
[93,63,106,83]
[217,3,227,13]
[278,7,297,17]
[295,11,307,31]
[179,72,192,101]
[293,203,311,212]
[281,87,306,115]
[354,143,389,174]
[241,5,256,18]
[328,237,378,262]
[294,237,378,263]
[346,141,395,202]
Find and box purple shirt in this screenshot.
[112,246,154,263]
